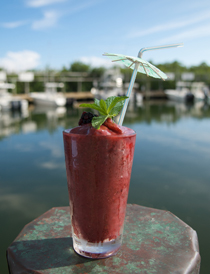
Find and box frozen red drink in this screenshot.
[63,111,136,258]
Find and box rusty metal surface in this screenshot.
[7,204,200,274]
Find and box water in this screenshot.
[1,100,210,273]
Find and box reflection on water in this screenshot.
[1,100,210,273]
[1,100,210,140]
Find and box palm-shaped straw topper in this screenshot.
[103,43,183,126]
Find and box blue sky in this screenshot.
[0,0,210,72]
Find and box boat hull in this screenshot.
[0,98,28,111]
[30,93,66,107]
[165,90,194,103]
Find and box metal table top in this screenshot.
[7,204,200,274]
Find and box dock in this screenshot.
[13,93,34,103]
[64,92,94,100]
[13,92,94,104]
[13,91,167,105]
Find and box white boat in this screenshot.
[165,81,209,103]
[30,82,66,107]
[165,82,194,103]
[191,82,209,101]
[91,68,143,103]
[0,83,28,111]
[91,68,125,100]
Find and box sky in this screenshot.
[0,0,210,72]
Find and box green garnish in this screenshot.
[79,96,128,129]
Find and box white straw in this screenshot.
[118,62,139,126]
[138,43,183,58]
[118,43,184,126]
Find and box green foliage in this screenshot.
[16,82,25,94]
[156,61,186,73]
[61,66,68,72]
[30,81,44,92]
[65,82,77,92]
[90,67,105,77]
[3,60,210,95]
[70,62,90,72]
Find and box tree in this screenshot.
[70,62,90,72]
[61,66,68,72]
[90,67,105,77]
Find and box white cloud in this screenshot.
[29,1,102,30]
[39,141,63,157]
[158,23,210,44]
[1,21,27,29]
[40,161,65,169]
[79,56,113,68]
[0,190,49,218]
[0,51,40,72]
[26,0,66,8]
[67,1,101,14]
[128,10,210,38]
[38,141,65,169]
[32,10,59,30]
[14,143,35,152]
[136,126,210,156]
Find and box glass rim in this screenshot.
[63,128,136,138]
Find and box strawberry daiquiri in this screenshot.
[63,97,136,258]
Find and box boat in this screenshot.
[0,83,28,111]
[91,87,124,100]
[91,68,143,103]
[30,82,66,107]
[191,82,210,101]
[164,82,194,103]
[165,81,210,103]
[91,68,125,100]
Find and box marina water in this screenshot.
[0,100,210,273]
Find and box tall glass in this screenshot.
[63,129,136,258]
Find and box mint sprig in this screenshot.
[79,96,128,129]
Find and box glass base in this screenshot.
[73,234,122,259]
